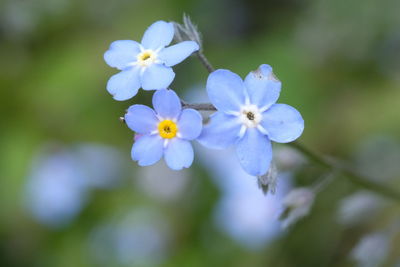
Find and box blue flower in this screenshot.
[104,21,199,101]
[198,64,304,176]
[125,89,203,170]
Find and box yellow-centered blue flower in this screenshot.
[124,89,203,170]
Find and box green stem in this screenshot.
[195,51,215,73]
[289,142,400,201]
[181,102,216,110]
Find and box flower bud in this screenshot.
[279,187,315,228]
[351,232,391,267]
[173,14,202,48]
[257,163,278,195]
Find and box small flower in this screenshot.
[104,21,199,101]
[198,64,304,176]
[124,89,202,170]
[26,148,87,228]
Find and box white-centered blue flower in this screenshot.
[104,21,199,101]
[124,89,202,170]
[198,64,304,176]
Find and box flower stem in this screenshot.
[195,51,215,73]
[182,102,216,111]
[192,51,400,202]
[288,141,400,202]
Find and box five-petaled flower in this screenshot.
[104,21,199,101]
[125,89,203,170]
[198,64,304,176]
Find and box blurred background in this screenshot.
[1,0,400,266]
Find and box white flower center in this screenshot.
[136,49,157,67]
[238,104,262,128]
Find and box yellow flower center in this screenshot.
[141,52,151,61]
[137,50,157,67]
[158,120,178,139]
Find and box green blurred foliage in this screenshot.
[1,0,400,266]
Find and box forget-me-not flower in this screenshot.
[198,64,304,176]
[125,89,202,170]
[104,20,199,101]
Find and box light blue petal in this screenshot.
[178,108,202,140]
[261,104,304,143]
[131,135,163,166]
[158,41,199,67]
[106,68,140,101]
[141,21,174,50]
[164,139,194,170]
[236,128,272,176]
[244,64,281,109]
[124,104,158,134]
[141,64,175,90]
[207,69,246,113]
[197,112,241,149]
[152,89,181,119]
[104,40,141,70]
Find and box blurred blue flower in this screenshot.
[198,64,304,176]
[195,145,292,249]
[137,161,190,202]
[25,147,88,228]
[25,143,127,228]
[104,20,199,101]
[125,89,202,170]
[74,143,126,189]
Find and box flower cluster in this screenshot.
[104,20,304,178]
